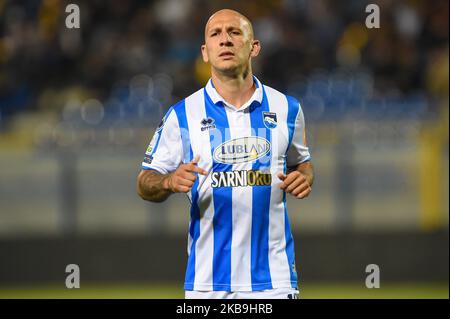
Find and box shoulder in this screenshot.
[163,87,201,112]
[262,84,287,100]
[165,87,204,125]
[172,87,204,110]
[263,84,301,110]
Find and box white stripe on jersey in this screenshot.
[224,106,254,291]
[183,91,215,291]
[265,86,292,287]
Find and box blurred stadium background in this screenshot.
[0,0,448,298]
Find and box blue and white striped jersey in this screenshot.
[142,76,311,292]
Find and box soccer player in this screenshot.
[137,9,314,299]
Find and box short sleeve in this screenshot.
[141,107,183,174]
[286,101,311,168]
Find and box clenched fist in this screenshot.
[277,171,312,199]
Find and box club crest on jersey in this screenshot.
[200,117,216,131]
[213,136,270,164]
[262,112,277,129]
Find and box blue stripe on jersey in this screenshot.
[249,87,273,290]
[284,196,298,287]
[149,107,175,157]
[284,96,300,286]
[204,89,233,291]
[283,160,298,287]
[174,100,200,291]
[286,96,300,151]
[141,167,164,174]
[173,101,193,163]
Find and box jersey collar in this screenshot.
[205,75,263,111]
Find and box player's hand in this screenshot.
[164,155,208,193]
[277,171,311,199]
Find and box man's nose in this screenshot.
[219,32,232,46]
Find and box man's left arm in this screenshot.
[281,98,314,199]
[277,161,314,199]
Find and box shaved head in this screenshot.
[204,9,254,41]
[201,8,260,79]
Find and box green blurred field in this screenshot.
[0,283,447,299]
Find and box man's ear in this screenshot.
[250,40,261,58]
[201,44,209,63]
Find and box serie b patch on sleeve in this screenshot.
[143,154,153,164]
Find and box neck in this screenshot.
[210,67,256,109]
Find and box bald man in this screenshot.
[137,9,314,299]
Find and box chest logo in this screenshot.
[200,117,216,131]
[213,136,270,164]
[263,112,277,129]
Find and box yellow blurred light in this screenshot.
[336,44,361,67]
[339,22,369,51]
[194,55,211,86]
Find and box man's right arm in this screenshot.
[137,169,173,203]
[137,156,208,203]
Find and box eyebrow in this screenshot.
[208,26,242,34]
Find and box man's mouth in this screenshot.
[219,52,234,58]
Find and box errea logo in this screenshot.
[200,117,216,131]
[213,137,270,164]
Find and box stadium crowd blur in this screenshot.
[0,0,448,138]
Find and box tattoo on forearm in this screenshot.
[139,171,172,202]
